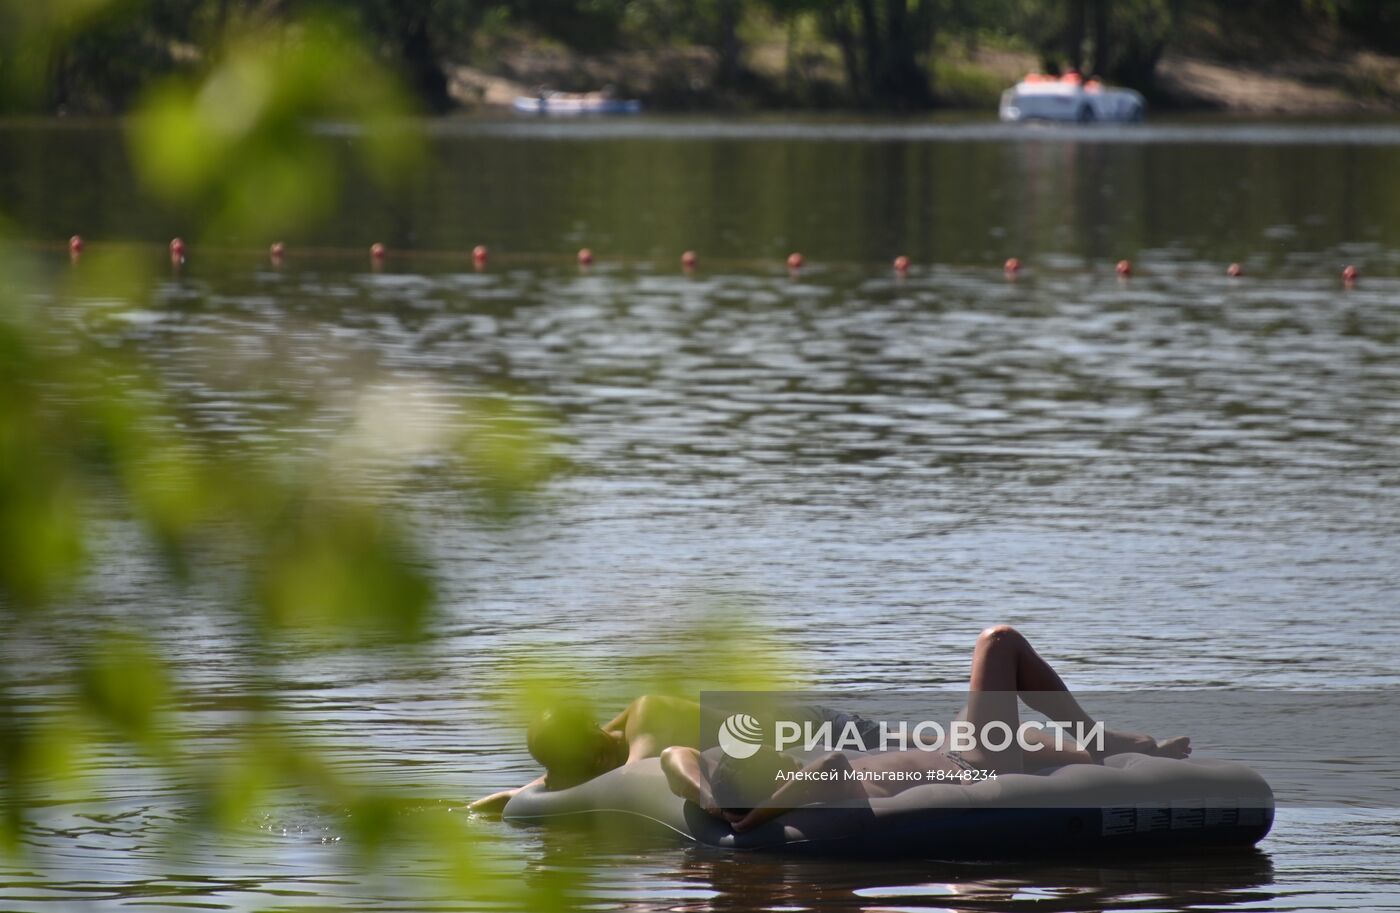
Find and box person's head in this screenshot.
[709,747,802,814]
[527,704,622,790]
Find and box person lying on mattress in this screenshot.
[660,625,1191,832]
[469,694,873,815]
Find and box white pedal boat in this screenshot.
[999,75,1144,124]
[512,91,643,115]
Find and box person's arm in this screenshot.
[617,695,702,762]
[660,746,723,818]
[624,696,663,760]
[467,774,545,817]
[601,702,632,734]
[733,752,861,833]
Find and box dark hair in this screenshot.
[527,705,606,780]
[710,747,792,813]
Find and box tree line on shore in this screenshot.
[4,0,1399,114]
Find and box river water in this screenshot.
[1,118,1399,911]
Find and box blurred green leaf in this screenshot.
[0,8,559,911]
[128,14,420,238]
[0,319,88,608]
[0,0,113,107]
[630,607,798,694]
[496,606,795,733]
[203,746,272,832]
[77,632,172,752]
[454,399,561,513]
[254,498,436,647]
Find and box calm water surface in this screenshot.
[2,118,1399,911]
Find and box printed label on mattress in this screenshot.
[1101,807,1136,836]
[1204,804,1240,828]
[1135,805,1172,833]
[1170,801,1205,829]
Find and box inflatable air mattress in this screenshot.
[503,753,1273,858]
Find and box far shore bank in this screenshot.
[447,41,1400,119]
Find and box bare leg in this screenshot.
[1018,727,1094,770]
[960,625,1191,774]
[960,625,1043,774]
[661,747,722,817]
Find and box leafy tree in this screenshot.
[6,1,1400,120]
[1098,0,1181,88]
[1335,0,1400,52]
[813,0,938,108]
[315,0,484,113]
[1006,0,1182,90]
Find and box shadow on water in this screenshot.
[527,826,1276,912]
[687,852,1276,912]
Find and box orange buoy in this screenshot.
[472,245,489,267]
[1227,262,1243,278]
[786,252,804,271]
[1342,264,1359,285]
[69,235,84,255]
[681,250,698,270]
[577,247,594,267]
[370,242,386,259]
[1004,257,1022,277]
[893,255,910,273]
[1116,259,1133,278]
[169,237,186,261]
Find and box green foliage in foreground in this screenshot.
[1,6,794,905]
[0,6,569,906]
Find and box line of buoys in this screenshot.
[56,240,1374,288]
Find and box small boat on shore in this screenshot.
[999,73,1144,124]
[512,90,642,116]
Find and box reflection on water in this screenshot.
[680,850,1276,912]
[2,121,1400,911]
[419,116,1400,147]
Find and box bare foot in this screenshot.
[1103,730,1156,756]
[1152,735,1192,759]
[1102,731,1191,759]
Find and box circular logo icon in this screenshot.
[717,713,764,759]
